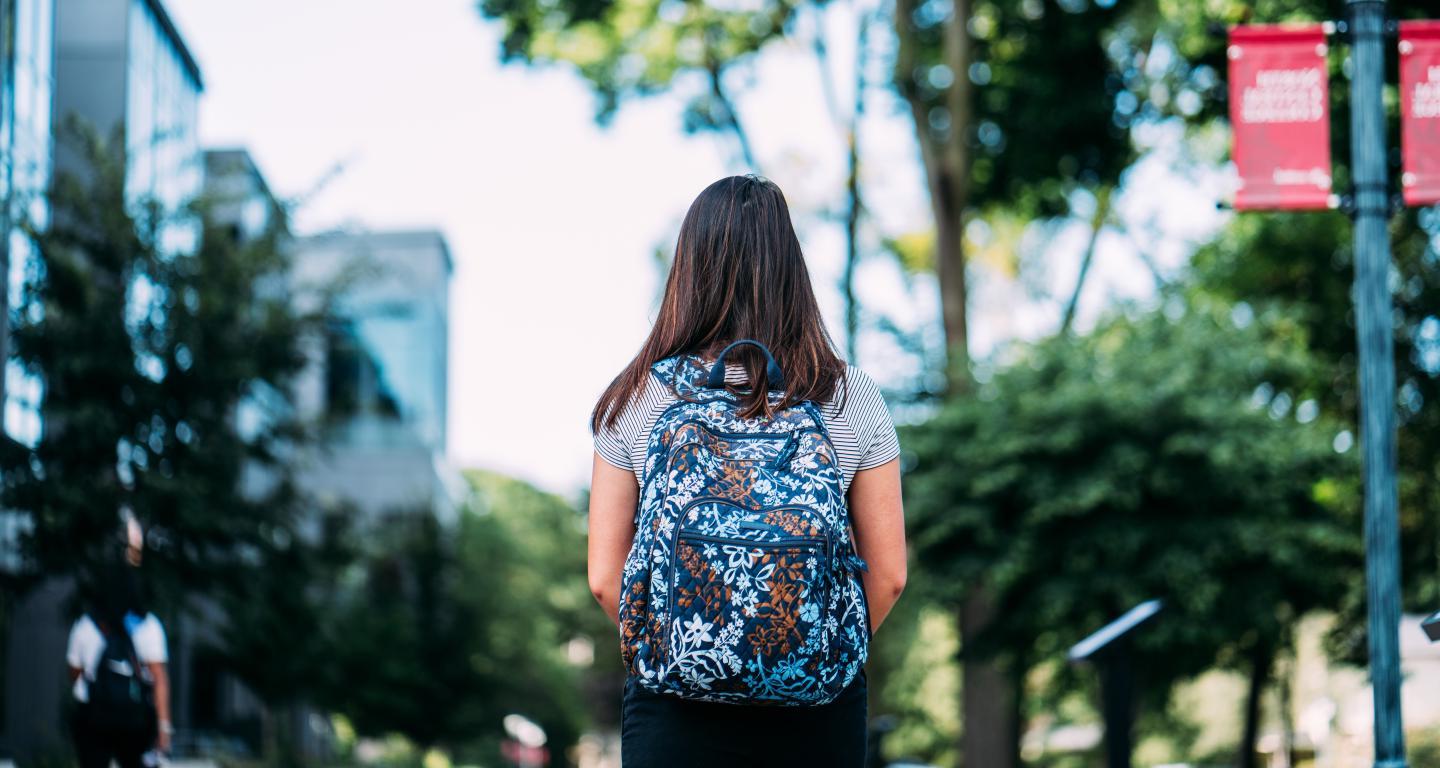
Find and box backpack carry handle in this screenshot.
[705,339,786,391]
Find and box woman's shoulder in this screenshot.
[67,613,99,640]
[831,364,886,409]
[811,364,887,425]
[594,362,680,439]
[842,364,880,389]
[133,612,167,642]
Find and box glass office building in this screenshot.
[122,0,200,253]
[52,0,202,253]
[1,0,54,446]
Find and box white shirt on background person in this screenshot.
[65,612,168,703]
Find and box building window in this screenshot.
[325,318,401,422]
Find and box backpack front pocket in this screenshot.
[665,529,830,697]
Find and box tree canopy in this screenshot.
[905,300,1360,740]
[316,471,611,758]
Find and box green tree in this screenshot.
[0,124,157,590]
[905,299,1360,764]
[892,0,1147,753]
[320,471,609,763]
[1,121,324,602]
[1125,0,1440,642]
[1192,211,1440,627]
[0,122,341,757]
[1103,0,1440,755]
[212,507,355,762]
[474,0,1142,374]
[321,509,495,750]
[892,0,1139,382]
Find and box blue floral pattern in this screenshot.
[618,354,870,705]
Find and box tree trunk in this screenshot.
[960,586,1019,768]
[938,0,973,389]
[702,35,759,171]
[1278,647,1296,768]
[896,3,1013,766]
[895,0,973,392]
[841,129,860,363]
[814,6,871,364]
[0,196,9,411]
[0,28,20,411]
[1240,641,1273,768]
[841,17,867,363]
[262,706,278,765]
[1060,185,1112,336]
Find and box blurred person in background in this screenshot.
[66,553,172,768]
[589,175,907,767]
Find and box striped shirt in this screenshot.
[594,362,901,492]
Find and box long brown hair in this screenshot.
[592,175,847,432]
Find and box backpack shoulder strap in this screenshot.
[650,354,714,400]
[92,613,141,668]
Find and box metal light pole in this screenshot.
[1345,0,1406,764]
[0,0,14,413]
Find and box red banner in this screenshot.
[1401,21,1440,207]
[1228,25,1334,210]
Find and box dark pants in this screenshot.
[71,707,151,768]
[621,671,868,768]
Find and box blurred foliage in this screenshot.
[314,471,612,763]
[0,118,326,637]
[1132,0,1438,140]
[0,122,150,591]
[1191,208,1440,650]
[1413,726,1440,768]
[0,118,620,766]
[869,593,961,767]
[904,300,1359,741]
[476,0,802,133]
[463,0,1440,762]
[895,0,1137,220]
[475,0,1143,217]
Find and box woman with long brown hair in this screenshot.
[588,175,907,767]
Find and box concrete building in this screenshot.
[290,229,461,520]
[201,159,462,756]
[202,148,279,242]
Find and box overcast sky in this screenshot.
[165,0,1227,494]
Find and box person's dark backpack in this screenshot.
[85,615,156,737]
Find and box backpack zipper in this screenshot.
[668,497,833,565]
[678,531,829,553]
[671,423,817,470]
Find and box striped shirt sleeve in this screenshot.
[844,367,901,471]
[594,398,640,471]
[593,375,674,474]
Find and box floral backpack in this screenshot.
[618,339,870,705]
